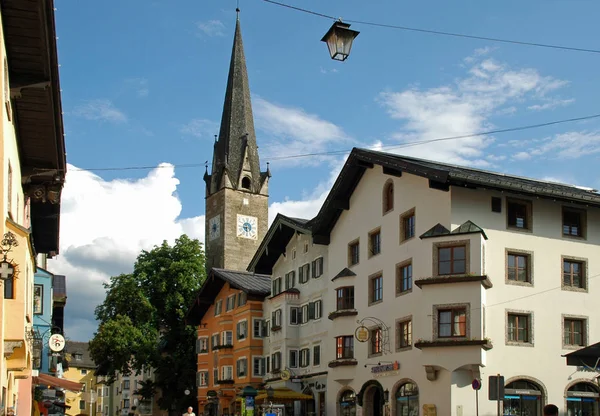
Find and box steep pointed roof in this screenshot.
[208,16,262,193]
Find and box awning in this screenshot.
[564,342,600,369]
[255,388,313,402]
[33,373,83,392]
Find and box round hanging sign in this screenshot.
[49,334,66,352]
[355,325,370,343]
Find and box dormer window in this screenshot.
[241,177,251,190]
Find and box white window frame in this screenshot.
[199,370,209,387]
[314,256,324,278]
[314,299,322,319]
[213,368,219,385]
[214,299,222,316]
[301,304,309,324]
[290,307,299,325]
[273,309,282,327]
[252,356,265,377]
[237,319,248,340]
[313,344,321,367]
[237,357,248,378]
[221,330,233,346]
[221,365,233,381]
[288,349,299,368]
[226,295,236,311]
[299,348,310,368]
[252,318,265,338]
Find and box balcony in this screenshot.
[328,309,358,321]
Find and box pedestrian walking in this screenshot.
[543,404,559,416]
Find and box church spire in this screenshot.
[207,13,266,195]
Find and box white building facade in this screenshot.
[249,214,330,415]
[306,149,600,416]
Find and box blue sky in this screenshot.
[50,0,600,341]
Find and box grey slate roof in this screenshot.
[310,148,600,242]
[420,221,488,240]
[212,268,271,296]
[420,223,451,239]
[205,16,267,194]
[66,341,95,369]
[331,267,357,282]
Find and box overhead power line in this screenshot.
[66,112,600,173]
[260,0,600,55]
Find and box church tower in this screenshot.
[204,12,270,272]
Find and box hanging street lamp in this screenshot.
[321,20,360,61]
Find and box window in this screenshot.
[564,318,586,347]
[285,271,296,290]
[304,241,309,253]
[290,307,300,325]
[214,299,222,316]
[383,180,394,213]
[81,369,88,375]
[336,287,354,310]
[272,277,282,296]
[563,259,585,289]
[74,353,83,361]
[266,356,271,373]
[34,284,43,314]
[507,252,531,283]
[198,371,209,387]
[299,263,310,283]
[507,313,531,343]
[80,401,86,410]
[226,295,236,311]
[272,309,282,329]
[336,336,354,359]
[196,337,208,353]
[313,345,321,366]
[253,319,266,338]
[370,328,382,356]
[396,383,419,416]
[211,333,219,349]
[396,261,412,294]
[272,352,282,371]
[241,176,251,190]
[123,399,130,409]
[253,357,265,377]
[369,274,383,304]
[3,273,14,299]
[396,319,412,349]
[369,228,381,257]
[339,390,356,416]
[292,248,296,260]
[221,366,233,381]
[348,240,360,266]
[299,348,310,367]
[312,257,324,278]
[237,291,247,307]
[213,368,219,385]
[438,308,466,338]
[312,300,322,319]
[221,331,233,346]
[491,196,502,213]
[236,320,248,340]
[400,208,416,241]
[301,304,309,324]
[507,198,532,230]
[288,349,298,368]
[237,358,248,377]
[566,383,600,416]
[563,207,585,238]
[438,245,466,275]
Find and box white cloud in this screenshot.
[72,99,127,123]
[319,67,339,75]
[527,98,575,111]
[196,20,226,37]
[512,151,531,161]
[49,164,204,341]
[377,53,569,166]
[126,78,149,98]
[254,97,352,166]
[527,131,600,159]
[180,119,219,139]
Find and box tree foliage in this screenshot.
[89,235,206,412]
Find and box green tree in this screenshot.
[89,235,205,413]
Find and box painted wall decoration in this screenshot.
[34,284,43,314]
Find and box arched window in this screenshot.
[339,390,356,416]
[395,382,418,416]
[504,379,543,416]
[567,382,599,416]
[241,176,251,190]
[383,180,394,213]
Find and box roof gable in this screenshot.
[247,213,311,275]
[311,147,600,243]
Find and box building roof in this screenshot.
[310,148,600,243]
[186,268,271,325]
[65,341,95,369]
[205,15,267,194]
[247,213,311,275]
[1,0,66,255]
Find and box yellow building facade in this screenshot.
[63,342,98,416]
[0,1,66,415]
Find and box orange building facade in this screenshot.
[188,269,271,416]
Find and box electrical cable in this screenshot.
[65,112,600,172]
[260,0,600,55]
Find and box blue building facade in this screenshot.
[33,267,54,374]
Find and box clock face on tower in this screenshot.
[208,215,221,241]
[237,214,258,240]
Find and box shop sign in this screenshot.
[371,361,400,377]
